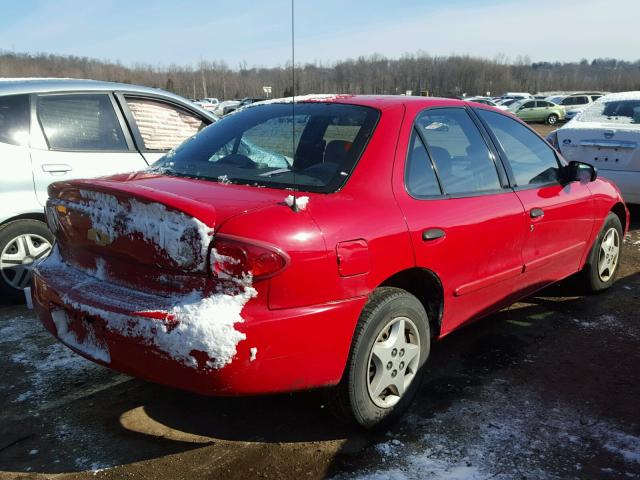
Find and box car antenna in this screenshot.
[289,0,300,212]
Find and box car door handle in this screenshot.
[42,164,72,173]
[530,208,544,219]
[422,228,446,241]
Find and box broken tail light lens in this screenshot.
[211,236,288,280]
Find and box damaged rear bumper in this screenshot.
[32,259,366,396]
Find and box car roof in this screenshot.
[0,77,215,118]
[0,77,175,97]
[253,94,479,111]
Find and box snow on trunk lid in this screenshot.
[48,187,214,272]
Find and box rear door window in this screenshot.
[125,97,207,151]
[415,108,501,195]
[0,94,30,146]
[405,129,441,197]
[477,109,560,186]
[576,96,589,105]
[37,94,128,151]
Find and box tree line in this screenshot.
[1,50,639,100]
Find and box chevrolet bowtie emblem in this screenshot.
[87,228,112,246]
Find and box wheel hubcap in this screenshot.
[597,227,620,282]
[0,233,52,289]
[367,316,421,408]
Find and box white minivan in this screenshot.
[0,78,215,300]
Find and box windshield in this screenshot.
[578,98,640,125]
[151,102,380,193]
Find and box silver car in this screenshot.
[0,78,215,301]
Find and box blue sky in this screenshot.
[1,0,638,67]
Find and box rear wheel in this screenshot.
[0,220,53,303]
[582,212,623,292]
[546,114,559,125]
[326,287,430,429]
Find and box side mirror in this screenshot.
[565,160,597,183]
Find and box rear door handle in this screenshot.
[422,228,446,241]
[530,208,544,219]
[42,164,72,173]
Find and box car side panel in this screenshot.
[515,183,595,289]
[0,142,41,224]
[392,103,528,336]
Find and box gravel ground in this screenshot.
[0,123,638,479]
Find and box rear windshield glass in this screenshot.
[578,98,640,125]
[151,103,380,193]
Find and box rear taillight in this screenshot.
[211,236,288,280]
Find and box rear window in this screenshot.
[152,102,379,193]
[578,98,640,125]
[0,94,30,146]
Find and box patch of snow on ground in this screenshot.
[571,314,638,339]
[335,382,640,480]
[0,312,105,405]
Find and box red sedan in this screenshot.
[32,96,628,428]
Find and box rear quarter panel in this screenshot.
[217,103,415,310]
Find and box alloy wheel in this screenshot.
[367,316,421,408]
[0,233,52,290]
[597,227,620,282]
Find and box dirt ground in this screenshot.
[1,124,638,479]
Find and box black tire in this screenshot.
[0,220,54,303]
[581,212,623,292]
[547,114,559,125]
[326,287,430,429]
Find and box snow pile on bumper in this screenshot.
[35,245,256,370]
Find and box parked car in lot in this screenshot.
[509,99,566,124]
[222,97,267,115]
[213,99,240,116]
[193,98,219,111]
[465,97,498,107]
[547,91,640,204]
[0,78,215,300]
[33,95,628,428]
[495,98,520,110]
[548,92,606,114]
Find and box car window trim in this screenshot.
[404,127,445,199]
[115,92,213,153]
[34,91,135,153]
[407,106,510,199]
[471,106,567,189]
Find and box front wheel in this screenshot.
[326,287,430,429]
[0,220,54,303]
[547,114,559,125]
[581,212,623,292]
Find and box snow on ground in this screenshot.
[335,382,640,480]
[572,313,639,340]
[0,311,107,405]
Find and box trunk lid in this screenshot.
[557,121,640,172]
[46,172,288,291]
